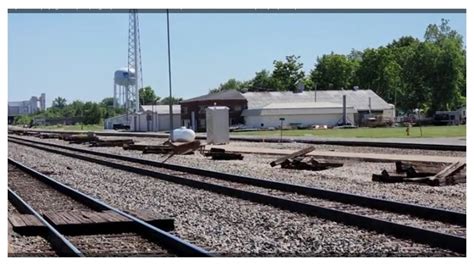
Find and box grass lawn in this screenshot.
[233,125,466,138]
[32,124,104,132]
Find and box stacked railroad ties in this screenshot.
[266,142,465,186]
[373,160,466,186]
[9,129,244,162]
[11,129,465,182]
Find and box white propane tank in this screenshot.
[172,127,196,142]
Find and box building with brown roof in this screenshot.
[180,90,247,131]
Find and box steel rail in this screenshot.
[9,136,466,226]
[8,188,84,257]
[9,128,466,151]
[8,158,211,257]
[8,138,466,254]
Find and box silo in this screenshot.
[39,93,46,111]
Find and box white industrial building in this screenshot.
[241,90,395,128]
[104,105,181,132]
[8,93,46,116]
[8,93,46,124]
[242,102,357,128]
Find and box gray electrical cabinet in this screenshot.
[206,106,230,145]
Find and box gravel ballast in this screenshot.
[8,202,57,257]
[11,136,465,213]
[8,141,464,256]
[18,142,463,237]
[8,161,173,256]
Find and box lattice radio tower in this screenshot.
[114,10,143,114]
[127,9,143,113]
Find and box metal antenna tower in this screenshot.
[126,9,143,113]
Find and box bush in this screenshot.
[14,115,32,126]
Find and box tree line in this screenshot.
[14,86,182,126]
[211,19,466,115]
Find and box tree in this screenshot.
[160,96,183,105]
[209,78,248,93]
[248,70,275,91]
[100,97,115,107]
[356,47,402,104]
[82,102,103,125]
[52,97,67,109]
[422,19,465,113]
[271,55,305,91]
[139,86,160,105]
[99,97,124,119]
[14,115,32,126]
[310,52,358,90]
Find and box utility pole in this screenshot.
[166,9,174,141]
[279,117,285,143]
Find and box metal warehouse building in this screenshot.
[242,101,357,128]
[242,90,395,128]
[178,89,394,130]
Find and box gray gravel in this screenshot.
[13,136,465,213]
[97,135,466,157]
[34,146,464,237]
[8,141,463,256]
[8,162,173,256]
[9,164,93,213]
[67,233,171,256]
[8,202,57,257]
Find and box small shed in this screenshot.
[206,106,229,144]
[104,105,181,132]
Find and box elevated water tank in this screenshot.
[114,67,136,86]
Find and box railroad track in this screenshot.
[8,201,58,256]
[7,158,211,257]
[9,136,466,254]
[9,128,466,151]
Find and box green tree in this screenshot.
[100,97,115,107]
[14,115,32,126]
[52,97,67,109]
[248,70,275,91]
[423,19,465,113]
[310,52,358,90]
[271,55,305,91]
[82,102,103,125]
[160,96,183,105]
[356,47,401,104]
[210,78,248,93]
[139,86,160,105]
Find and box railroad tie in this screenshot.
[11,210,175,236]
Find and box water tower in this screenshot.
[113,67,136,111]
[113,9,142,114]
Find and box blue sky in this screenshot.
[8,11,466,107]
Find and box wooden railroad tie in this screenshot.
[204,148,243,160]
[89,138,134,147]
[161,140,204,163]
[64,133,100,144]
[37,133,63,139]
[9,210,174,236]
[123,144,151,151]
[373,160,466,186]
[270,146,315,167]
[269,146,342,171]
